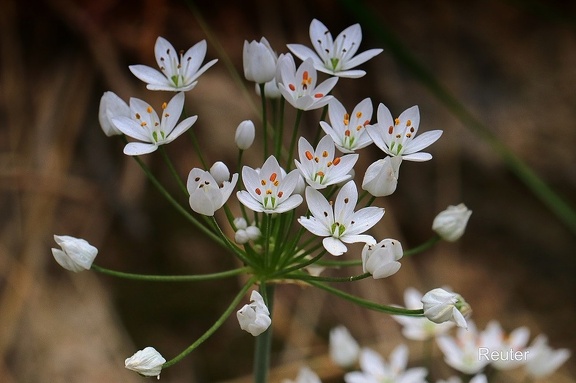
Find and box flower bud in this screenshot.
[255,79,281,99]
[432,203,472,241]
[235,120,256,150]
[125,346,165,378]
[51,235,98,272]
[237,290,271,336]
[233,217,248,230]
[243,38,277,83]
[361,238,403,279]
[209,161,231,186]
[329,326,360,368]
[245,225,262,241]
[98,91,130,136]
[362,156,402,197]
[421,288,471,329]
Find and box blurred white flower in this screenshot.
[237,290,272,336]
[524,335,571,378]
[287,19,382,78]
[282,366,321,383]
[481,320,530,370]
[437,322,489,375]
[129,37,217,91]
[432,203,472,242]
[125,346,165,379]
[392,287,454,341]
[98,91,129,136]
[235,120,256,150]
[330,326,360,368]
[361,238,403,279]
[422,288,471,329]
[51,235,98,272]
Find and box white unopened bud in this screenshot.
[237,290,271,336]
[245,225,261,240]
[125,346,165,379]
[51,235,98,272]
[209,161,231,186]
[362,156,402,197]
[361,238,403,279]
[235,120,256,150]
[422,288,471,329]
[432,203,472,242]
[243,38,277,83]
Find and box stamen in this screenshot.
[356,125,362,131]
[356,111,362,118]
[147,106,153,113]
[314,93,324,98]
[333,157,341,165]
[162,102,167,110]
[343,113,350,125]
[363,119,370,126]
[322,150,328,158]
[394,118,400,125]
[255,188,261,195]
[305,151,314,160]
[388,125,394,134]
[277,191,283,198]
[135,113,141,119]
[194,177,200,182]
[406,119,412,127]
[269,173,277,182]
[344,197,349,203]
[345,130,351,137]
[289,84,296,91]
[266,189,272,195]
[261,180,266,186]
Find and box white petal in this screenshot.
[129,65,170,87]
[124,142,158,156]
[298,216,331,237]
[323,237,347,256]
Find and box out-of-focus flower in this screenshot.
[243,37,277,84]
[481,320,530,370]
[112,92,197,155]
[129,37,217,91]
[233,217,261,244]
[361,156,402,197]
[98,91,129,136]
[255,80,281,99]
[432,203,472,242]
[277,55,338,111]
[282,366,322,383]
[187,164,238,216]
[237,156,303,214]
[51,235,98,272]
[235,120,256,150]
[344,345,427,383]
[287,19,383,78]
[330,326,360,368]
[437,375,487,383]
[298,181,384,256]
[524,335,571,378]
[294,135,358,189]
[319,98,373,153]
[361,238,403,279]
[392,287,454,341]
[437,322,489,375]
[125,346,165,379]
[237,290,271,336]
[422,288,471,329]
[367,104,442,161]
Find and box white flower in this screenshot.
[319,98,374,153]
[432,203,472,242]
[422,288,471,329]
[366,104,443,161]
[361,238,403,279]
[187,165,238,216]
[235,120,256,150]
[294,135,358,189]
[277,55,338,111]
[237,156,303,214]
[282,366,322,383]
[237,290,271,336]
[209,161,231,185]
[98,91,129,136]
[243,37,277,83]
[287,19,383,78]
[392,287,454,341]
[437,375,487,383]
[51,235,98,272]
[112,92,197,155]
[481,320,530,370]
[437,322,490,375]
[298,181,384,256]
[524,335,571,378]
[330,326,360,368]
[344,346,427,383]
[125,346,166,379]
[129,37,217,91]
[362,156,402,197]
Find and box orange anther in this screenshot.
[305,151,314,160]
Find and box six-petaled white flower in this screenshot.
[112,92,197,155]
[481,320,530,370]
[277,55,338,111]
[320,98,374,153]
[298,181,384,256]
[367,104,443,161]
[437,322,490,375]
[524,335,571,378]
[282,366,322,383]
[287,19,383,78]
[125,346,166,379]
[237,290,272,336]
[98,91,130,137]
[187,163,238,216]
[295,135,358,189]
[129,37,217,91]
[361,238,403,279]
[237,156,303,214]
[51,235,98,272]
[422,288,471,329]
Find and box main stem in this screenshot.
[253,283,275,383]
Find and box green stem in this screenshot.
[253,283,275,383]
[288,271,372,283]
[159,145,188,197]
[187,129,208,169]
[210,216,254,267]
[259,83,268,159]
[162,276,258,368]
[286,109,303,170]
[307,279,424,316]
[91,264,250,282]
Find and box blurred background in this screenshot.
[0,0,575,382]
